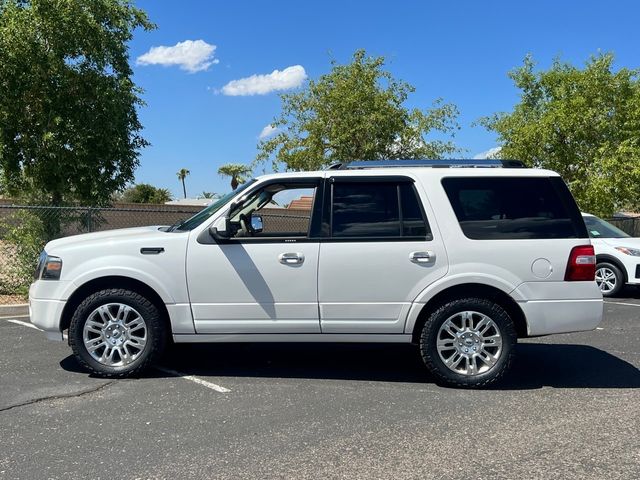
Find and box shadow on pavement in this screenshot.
[61,342,640,390]
[618,285,640,299]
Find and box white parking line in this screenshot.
[6,319,42,331]
[154,366,231,393]
[604,301,640,307]
[3,318,231,392]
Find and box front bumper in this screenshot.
[28,281,70,342]
[620,257,640,285]
[29,298,66,341]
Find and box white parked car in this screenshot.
[29,159,603,388]
[582,213,640,297]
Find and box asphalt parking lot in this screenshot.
[1,294,639,480]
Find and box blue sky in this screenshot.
[129,0,640,199]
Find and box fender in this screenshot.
[59,259,186,305]
[595,254,628,283]
[403,272,522,334]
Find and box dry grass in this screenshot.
[0,293,27,304]
[0,240,31,296]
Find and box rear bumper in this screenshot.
[512,281,603,336]
[518,298,603,335]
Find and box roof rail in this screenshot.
[335,159,525,169]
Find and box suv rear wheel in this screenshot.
[69,288,167,377]
[419,298,517,388]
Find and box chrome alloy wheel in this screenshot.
[595,267,617,294]
[82,303,148,367]
[436,311,503,376]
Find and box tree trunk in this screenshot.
[182,179,187,198]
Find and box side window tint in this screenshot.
[399,183,431,239]
[332,183,400,237]
[330,181,431,239]
[442,177,585,240]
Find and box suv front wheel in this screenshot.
[69,288,167,377]
[419,298,517,388]
[595,262,624,297]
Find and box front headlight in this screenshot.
[614,246,640,257]
[34,251,63,280]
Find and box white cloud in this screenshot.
[473,146,502,159]
[258,124,279,139]
[136,40,219,73]
[221,65,307,96]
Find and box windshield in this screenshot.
[583,215,630,239]
[169,179,257,232]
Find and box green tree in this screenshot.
[480,53,640,217]
[200,191,218,199]
[176,168,190,198]
[118,183,172,204]
[0,0,154,209]
[218,163,252,190]
[256,49,460,171]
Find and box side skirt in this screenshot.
[172,333,413,344]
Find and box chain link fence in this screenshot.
[608,217,640,237]
[0,203,202,296]
[1,200,637,298]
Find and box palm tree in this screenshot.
[176,168,190,198]
[217,163,252,191]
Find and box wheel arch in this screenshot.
[60,276,171,334]
[410,283,528,343]
[595,254,628,283]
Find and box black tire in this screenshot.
[419,298,517,388]
[595,262,624,297]
[69,288,167,377]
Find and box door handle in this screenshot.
[279,252,305,265]
[410,251,435,263]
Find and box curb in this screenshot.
[0,303,29,317]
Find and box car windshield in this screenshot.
[168,179,257,232]
[583,215,630,239]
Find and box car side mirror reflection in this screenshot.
[251,215,263,233]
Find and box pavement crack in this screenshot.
[0,381,115,413]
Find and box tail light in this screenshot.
[565,245,596,281]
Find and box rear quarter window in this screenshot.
[441,176,587,240]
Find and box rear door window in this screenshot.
[331,180,431,239]
[441,177,587,239]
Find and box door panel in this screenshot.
[318,241,447,333]
[187,241,320,333]
[318,177,448,334]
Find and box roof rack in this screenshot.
[326,159,525,170]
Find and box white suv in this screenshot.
[29,159,603,388]
[582,213,640,297]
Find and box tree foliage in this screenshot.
[256,50,460,171]
[118,183,172,204]
[218,163,252,190]
[0,0,154,206]
[480,53,640,217]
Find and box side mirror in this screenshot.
[251,215,263,233]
